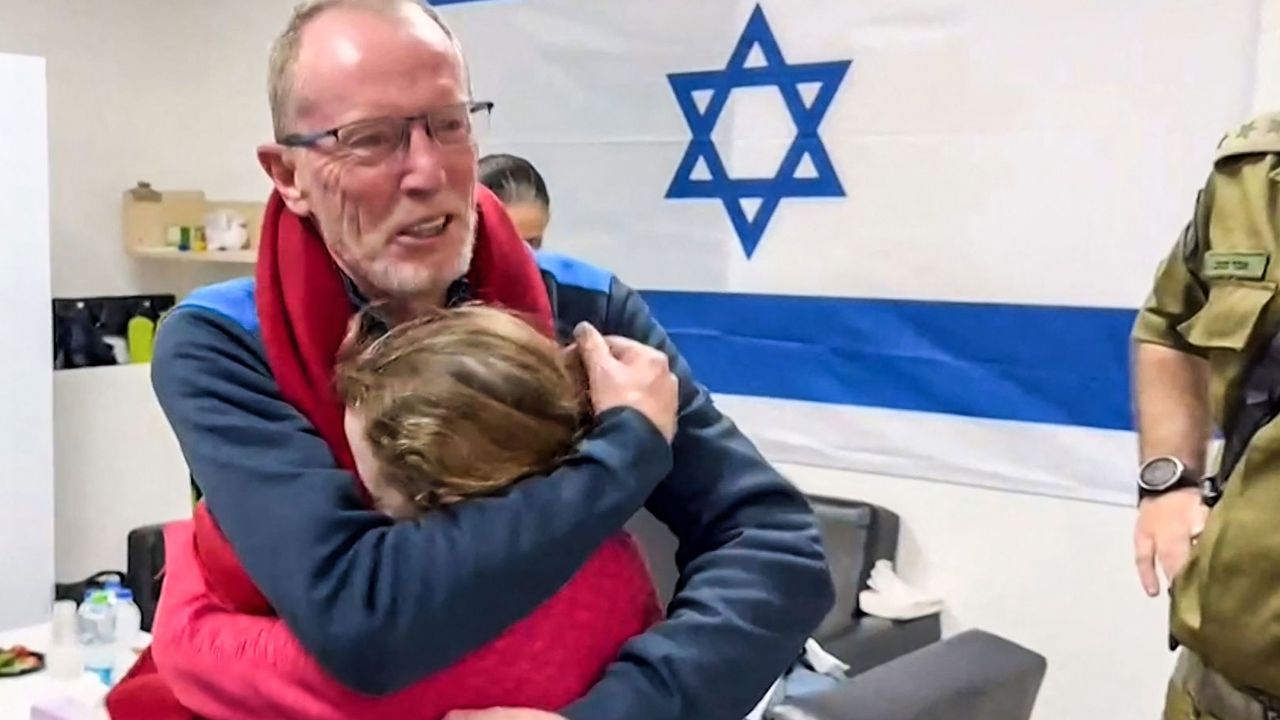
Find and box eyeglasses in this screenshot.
[280,100,494,164]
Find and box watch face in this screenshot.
[1140,457,1182,490]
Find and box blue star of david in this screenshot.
[666,5,851,258]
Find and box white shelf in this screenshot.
[129,247,257,264]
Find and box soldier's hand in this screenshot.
[574,322,678,442]
[1134,488,1210,597]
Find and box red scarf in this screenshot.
[106,185,557,718]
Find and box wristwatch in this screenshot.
[1138,456,1200,499]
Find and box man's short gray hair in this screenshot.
[268,0,463,140]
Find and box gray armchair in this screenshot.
[771,629,1047,720]
[804,497,944,673]
[627,495,1047,720]
[626,496,940,674]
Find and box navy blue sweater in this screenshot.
[150,250,834,720]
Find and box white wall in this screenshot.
[0,53,54,631]
[0,0,297,588]
[0,0,298,299]
[53,365,191,583]
[1254,0,1280,111]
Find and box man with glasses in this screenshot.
[144,2,834,719]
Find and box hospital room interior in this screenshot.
[1,1,1275,719]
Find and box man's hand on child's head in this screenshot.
[573,321,678,441]
[443,709,567,720]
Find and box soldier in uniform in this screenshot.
[1134,113,1280,719]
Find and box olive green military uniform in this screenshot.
[1135,113,1280,719]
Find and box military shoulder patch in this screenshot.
[1204,251,1270,280]
[1215,112,1280,162]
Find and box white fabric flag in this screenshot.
[442,0,1260,505]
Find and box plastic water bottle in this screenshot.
[111,587,143,682]
[102,578,123,604]
[77,590,117,685]
[46,599,84,681]
[114,588,142,651]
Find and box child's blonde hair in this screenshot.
[336,305,588,512]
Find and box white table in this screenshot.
[0,622,149,720]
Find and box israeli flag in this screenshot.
[441,0,1259,505]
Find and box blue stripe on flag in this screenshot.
[640,291,1136,431]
